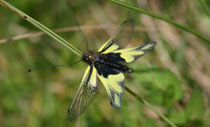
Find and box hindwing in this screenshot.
[95,64,125,109]
[112,41,156,63]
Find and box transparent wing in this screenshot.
[112,41,156,63]
[67,66,97,121]
[98,19,135,53]
[95,64,125,109]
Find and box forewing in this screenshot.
[98,19,135,53]
[95,64,125,109]
[68,66,97,121]
[112,41,156,63]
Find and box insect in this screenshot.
[67,19,156,121]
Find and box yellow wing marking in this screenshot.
[90,67,97,87]
[114,94,121,107]
[113,41,156,63]
[102,44,119,54]
[141,43,154,50]
[81,66,91,81]
[98,73,125,109]
[114,48,144,63]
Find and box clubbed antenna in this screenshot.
[28,59,82,72]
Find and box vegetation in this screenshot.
[0,0,209,127]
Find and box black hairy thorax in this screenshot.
[82,51,133,78]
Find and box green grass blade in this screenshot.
[0,0,82,57]
[125,86,177,127]
[198,0,210,17]
[108,0,210,44]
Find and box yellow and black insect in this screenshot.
[68,19,156,121]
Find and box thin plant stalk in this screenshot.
[198,0,210,18]
[125,86,177,127]
[0,0,82,57]
[0,0,177,126]
[108,0,210,44]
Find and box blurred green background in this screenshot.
[0,0,210,127]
